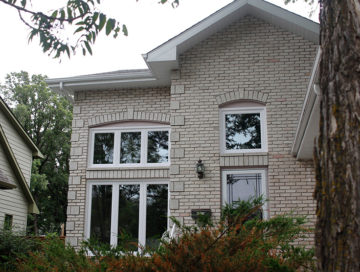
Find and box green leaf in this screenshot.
[98,13,106,31]
[20,0,26,7]
[105,18,115,35]
[60,9,65,21]
[65,46,70,58]
[51,10,58,19]
[74,26,84,34]
[67,7,73,21]
[84,41,92,55]
[92,11,99,23]
[28,29,38,42]
[122,24,128,36]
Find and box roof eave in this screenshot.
[0,124,39,214]
[146,0,319,64]
[45,69,166,93]
[0,97,44,159]
[292,48,321,158]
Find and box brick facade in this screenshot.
[66,16,317,247]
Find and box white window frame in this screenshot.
[88,125,171,168]
[85,180,170,249]
[222,169,268,219]
[220,107,267,154]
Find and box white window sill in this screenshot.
[220,152,268,157]
[87,165,170,171]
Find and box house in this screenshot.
[47,0,320,248]
[0,97,43,231]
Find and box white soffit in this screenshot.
[46,69,160,93]
[292,48,321,160]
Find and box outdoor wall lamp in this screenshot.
[196,159,205,179]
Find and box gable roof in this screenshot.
[0,97,43,159]
[0,124,39,214]
[47,0,319,93]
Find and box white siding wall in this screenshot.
[0,144,28,231]
[0,110,33,186]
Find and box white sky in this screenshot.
[0,0,319,82]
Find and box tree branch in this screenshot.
[0,0,90,24]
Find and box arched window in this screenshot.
[220,101,267,154]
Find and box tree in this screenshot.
[0,0,126,58]
[285,0,360,269]
[313,1,360,270]
[0,71,73,235]
[0,0,178,58]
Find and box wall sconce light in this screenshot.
[196,159,205,179]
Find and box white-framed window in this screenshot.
[85,180,169,250]
[222,169,268,219]
[88,124,170,168]
[220,106,267,154]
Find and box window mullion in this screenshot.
[141,130,148,165]
[85,184,93,239]
[114,131,120,165]
[138,183,147,249]
[89,132,94,166]
[110,183,119,246]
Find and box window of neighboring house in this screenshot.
[220,106,267,153]
[89,125,170,168]
[4,214,13,230]
[86,181,169,251]
[222,169,268,219]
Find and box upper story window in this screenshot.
[220,102,267,154]
[89,122,170,168]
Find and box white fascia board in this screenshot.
[146,0,248,63]
[292,48,321,158]
[146,0,319,64]
[248,0,319,43]
[46,69,159,93]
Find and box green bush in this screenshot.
[6,198,316,271]
[0,229,41,271]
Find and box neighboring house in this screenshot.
[0,97,43,231]
[47,0,320,248]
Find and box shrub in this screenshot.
[16,235,91,272]
[5,198,316,271]
[0,229,41,271]
[103,198,316,272]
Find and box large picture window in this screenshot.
[222,169,268,219]
[220,107,267,153]
[89,124,170,168]
[86,181,169,250]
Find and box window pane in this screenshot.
[4,214,13,230]
[118,185,140,251]
[226,173,261,204]
[90,185,112,244]
[147,131,169,163]
[146,184,168,250]
[93,133,114,164]
[120,132,141,164]
[225,113,261,150]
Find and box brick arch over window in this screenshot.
[215,89,268,106]
[88,109,171,127]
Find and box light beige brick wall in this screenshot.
[66,15,318,247]
[66,87,170,247]
[169,16,317,245]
